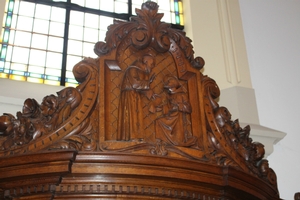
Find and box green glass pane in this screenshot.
[100,0,113,12]
[5,46,13,61]
[29,49,46,66]
[14,31,31,47]
[31,34,48,49]
[28,65,45,74]
[29,73,43,78]
[3,30,10,43]
[85,0,100,9]
[7,1,15,12]
[83,27,98,43]
[70,11,84,26]
[18,1,35,17]
[50,7,65,23]
[49,22,65,37]
[11,70,25,76]
[0,46,7,60]
[16,16,33,31]
[46,52,62,69]
[69,25,83,40]
[84,13,99,28]
[82,42,94,57]
[66,55,81,71]
[5,15,12,27]
[47,37,64,52]
[35,4,51,20]
[45,68,61,76]
[67,40,82,56]
[12,47,29,63]
[33,19,49,34]
[115,2,127,13]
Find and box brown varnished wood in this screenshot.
[0,2,280,199]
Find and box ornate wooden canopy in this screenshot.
[0,2,280,199]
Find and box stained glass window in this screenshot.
[0,0,184,86]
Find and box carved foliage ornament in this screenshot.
[0,1,278,194]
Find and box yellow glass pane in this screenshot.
[180,14,184,26]
[0,73,9,78]
[27,77,43,84]
[9,74,26,81]
[65,82,78,88]
[44,79,60,86]
[178,1,183,13]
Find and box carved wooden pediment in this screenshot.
[0,2,280,199]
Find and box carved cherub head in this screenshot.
[163,75,180,93]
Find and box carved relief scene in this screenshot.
[0,2,281,199]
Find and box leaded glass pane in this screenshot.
[46,52,62,69]
[29,49,46,67]
[70,11,84,26]
[49,22,65,37]
[85,0,100,10]
[11,47,29,63]
[18,1,35,17]
[47,37,64,52]
[33,19,49,34]
[14,31,31,47]
[100,0,114,12]
[84,13,99,28]
[50,7,65,23]
[31,34,48,49]
[84,27,98,43]
[115,2,128,13]
[16,16,33,31]
[69,25,83,40]
[67,40,82,56]
[35,4,51,20]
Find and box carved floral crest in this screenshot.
[0,1,278,195]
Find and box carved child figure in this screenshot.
[155,75,197,146]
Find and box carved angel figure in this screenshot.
[117,54,156,141]
[155,75,197,146]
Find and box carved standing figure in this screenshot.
[155,75,196,146]
[117,54,156,141]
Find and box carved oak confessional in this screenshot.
[0,2,281,200]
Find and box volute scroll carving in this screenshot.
[0,2,280,199]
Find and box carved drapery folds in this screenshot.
[0,1,279,198]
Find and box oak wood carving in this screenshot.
[0,2,280,199]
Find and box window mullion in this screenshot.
[60,5,70,86]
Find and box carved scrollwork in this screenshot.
[93,2,204,70]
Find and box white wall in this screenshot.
[239,1,300,199]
